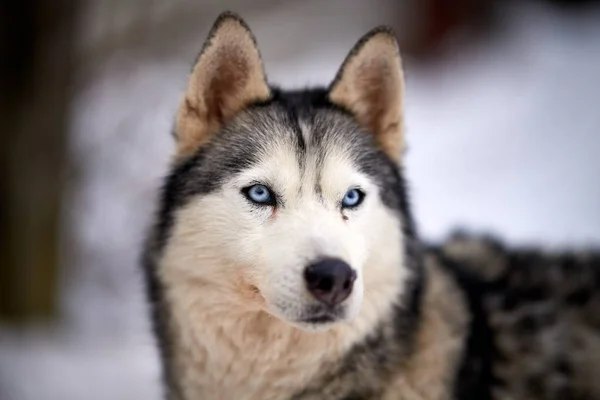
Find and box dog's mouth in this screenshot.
[297,304,346,325]
[300,314,337,324]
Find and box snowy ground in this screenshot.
[1,1,599,399]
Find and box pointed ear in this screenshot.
[175,12,270,158]
[329,27,405,162]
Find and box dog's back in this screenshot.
[428,234,600,400]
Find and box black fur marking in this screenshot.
[433,250,497,400]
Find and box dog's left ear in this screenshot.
[329,27,405,162]
[175,12,270,158]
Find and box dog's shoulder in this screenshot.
[426,232,600,399]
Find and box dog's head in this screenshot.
[156,12,415,332]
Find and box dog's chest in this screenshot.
[172,311,344,400]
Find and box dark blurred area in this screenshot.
[1,1,599,399]
[1,1,78,323]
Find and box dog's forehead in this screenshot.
[232,101,372,164]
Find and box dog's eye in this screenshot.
[341,188,365,209]
[243,184,275,206]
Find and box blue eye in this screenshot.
[341,188,364,208]
[244,184,274,205]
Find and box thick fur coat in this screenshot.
[142,12,600,400]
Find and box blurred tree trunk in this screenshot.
[0,0,79,323]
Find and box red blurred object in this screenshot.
[403,0,494,59]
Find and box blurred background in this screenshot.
[1,0,599,399]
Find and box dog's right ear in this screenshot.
[175,12,270,158]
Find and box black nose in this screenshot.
[304,258,356,306]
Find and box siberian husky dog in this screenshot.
[143,11,600,400]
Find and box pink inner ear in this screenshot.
[354,57,398,136]
[205,50,251,125]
